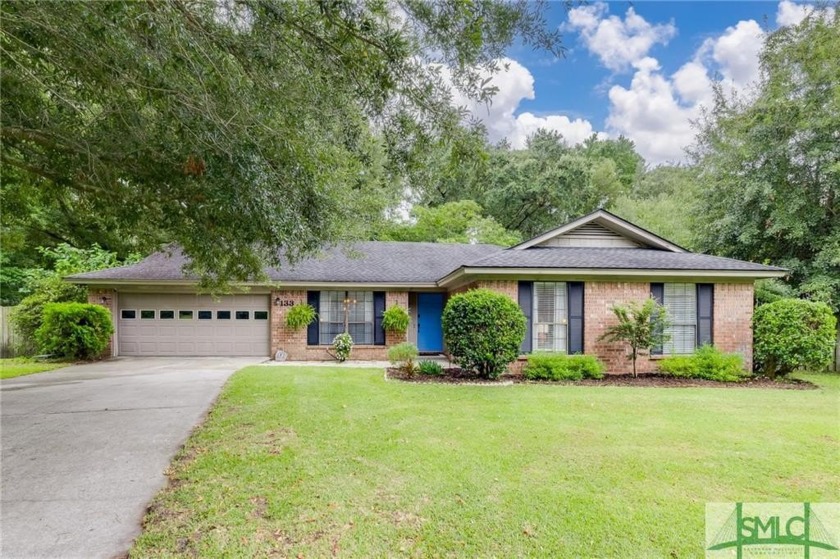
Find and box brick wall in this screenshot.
[584,281,657,374]
[271,289,408,361]
[713,283,754,370]
[88,288,116,357]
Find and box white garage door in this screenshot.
[117,293,270,356]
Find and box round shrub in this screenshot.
[441,288,525,379]
[332,332,353,362]
[34,302,113,360]
[753,298,836,377]
[381,305,410,334]
[285,303,317,331]
[10,276,87,355]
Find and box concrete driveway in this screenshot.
[1,356,262,559]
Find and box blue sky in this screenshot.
[462,1,826,164]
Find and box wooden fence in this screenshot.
[0,306,19,357]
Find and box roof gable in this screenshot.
[512,209,686,252]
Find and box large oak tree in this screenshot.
[1,0,561,286]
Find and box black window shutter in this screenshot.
[373,291,386,346]
[697,284,714,347]
[518,281,533,354]
[306,291,320,346]
[650,283,664,356]
[567,282,585,354]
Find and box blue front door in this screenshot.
[417,293,445,352]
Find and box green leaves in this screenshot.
[753,298,837,377]
[598,298,669,377]
[691,7,840,311]
[441,288,525,378]
[1,1,561,285]
[34,302,113,360]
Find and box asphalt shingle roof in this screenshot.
[68,243,503,284]
[462,247,787,272]
[68,243,784,284]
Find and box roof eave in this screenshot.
[437,266,787,287]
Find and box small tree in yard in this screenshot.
[753,298,836,378]
[598,298,670,377]
[441,289,525,379]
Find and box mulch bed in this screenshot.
[386,368,817,390]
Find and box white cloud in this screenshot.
[456,58,598,148]
[777,0,811,26]
[564,3,771,163]
[565,2,677,71]
[776,0,836,26]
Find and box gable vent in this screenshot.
[536,222,642,248]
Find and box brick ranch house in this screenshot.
[68,210,785,373]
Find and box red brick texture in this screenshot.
[270,289,409,360]
[88,288,116,357]
[713,283,754,371]
[584,282,657,374]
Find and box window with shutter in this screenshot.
[663,283,697,354]
[532,282,567,352]
[318,291,375,345]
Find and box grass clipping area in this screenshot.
[133,367,840,558]
[0,358,67,379]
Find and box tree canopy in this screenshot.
[690,7,840,310]
[1,0,561,286]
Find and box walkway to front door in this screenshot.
[417,293,444,353]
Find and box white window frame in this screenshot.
[532,282,568,353]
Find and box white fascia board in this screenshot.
[437,266,787,287]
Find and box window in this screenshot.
[318,291,374,345]
[254,311,268,320]
[216,310,231,319]
[120,310,136,319]
[663,283,696,354]
[179,310,193,320]
[160,310,175,319]
[235,311,250,320]
[532,282,567,352]
[140,310,155,319]
[198,310,212,320]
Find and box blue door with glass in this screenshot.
[417,293,445,352]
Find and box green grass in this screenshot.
[132,367,840,558]
[0,357,67,379]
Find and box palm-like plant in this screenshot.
[598,298,670,377]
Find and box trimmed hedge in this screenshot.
[658,345,746,382]
[34,302,113,360]
[753,298,836,377]
[522,353,605,381]
[442,289,526,379]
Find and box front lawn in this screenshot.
[133,367,839,558]
[0,357,67,379]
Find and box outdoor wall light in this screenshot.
[100,296,111,304]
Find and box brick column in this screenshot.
[270,289,307,359]
[713,283,754,370]
[385,291,410,346]
[88,288,116,357]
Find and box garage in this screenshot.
[117,293,269,356]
